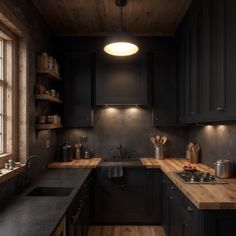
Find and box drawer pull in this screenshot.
[170,186,175,190]
[216,107,223,111]
[187,206,193,212]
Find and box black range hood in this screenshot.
[95,53,149,106]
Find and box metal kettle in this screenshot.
[214,159,233,178]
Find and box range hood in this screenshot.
[95,53,148,106]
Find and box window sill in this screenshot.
[0,165,25,184]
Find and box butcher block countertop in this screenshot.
[140,157,236,210]
[48,158,102,169]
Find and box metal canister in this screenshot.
[61,141,73,162]
[214,159,233,178]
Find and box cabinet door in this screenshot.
[178,0,211,124]
[96,53,148,105]
[91,168,161,224]
[152,42,177,126]
[216,0,236,120]
[61,53,94,127]
[162,176,170,236]
[169,195,183,236]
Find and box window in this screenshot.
[0,38,4,153]
[0,31,16,158]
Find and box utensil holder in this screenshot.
[155,147,164,159]
[185,150,191,161]
[190,151,200,163]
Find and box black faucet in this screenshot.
[23,155,43,187]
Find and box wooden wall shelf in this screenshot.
[35,94,62,103]
[36,124,63,130]
[37,69,61,81]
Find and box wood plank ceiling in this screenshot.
[31,0,192,36]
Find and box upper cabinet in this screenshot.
[96,53,149,106]
[178,0,236,124]
[152,40,177,126]
[60,53,94,127]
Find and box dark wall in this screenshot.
[1,0,56,165]
[57,108,187,159]
[188,125,236,173]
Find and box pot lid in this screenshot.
[216,159,231,164]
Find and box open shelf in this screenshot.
[36,124,63,130]
[35,94,62,104]
[37,69,61,81]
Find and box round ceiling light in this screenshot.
[104,0,139,56]
[104,29,139,56]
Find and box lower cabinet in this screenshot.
[91,168,162,225]
[162,175,200,236]
[67,178,90,236]
[162,174,236,236]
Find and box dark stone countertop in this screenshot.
[0,168,91,236]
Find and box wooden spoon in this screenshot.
[151,137,157,147]
[155,135,161,145]
[188,142,194,151]
[160,136,167,146]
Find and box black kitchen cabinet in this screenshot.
[67,178,91,236]
[162,175,170,235]
[178,0,236,124]
[96,53,148,105]
[162,174,236,236]
[61,53,94,127]
[178,0,211,124]
[162,175,199,236]
[152,40,178,126]
[91,168,162,225]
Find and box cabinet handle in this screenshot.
[170,186,175,190]
[187,206,193,212]
[216,107,224,111]
[162,180,166,183]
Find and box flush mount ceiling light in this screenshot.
[104,0,139,56]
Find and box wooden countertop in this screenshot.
[48,158,102,169]
[141,157,236,210]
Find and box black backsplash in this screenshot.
[57,108,187,159]
[188,125,236,174]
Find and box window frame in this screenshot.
[0,22,18,162]
[0,1,29,168]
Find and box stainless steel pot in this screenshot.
[214,159,233,178]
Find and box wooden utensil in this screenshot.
[192,144,200,152]
[155,135,161,144]
[150,137,157,147]
[188,142,194,151]
[160,136,167,146]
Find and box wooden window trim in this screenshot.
[0,2,29,168]
[0,26,17,163]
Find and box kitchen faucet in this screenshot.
[112,144,125,159]
[23,155,44,187]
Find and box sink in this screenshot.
[102,158,142,167]
[26,187,74,197]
